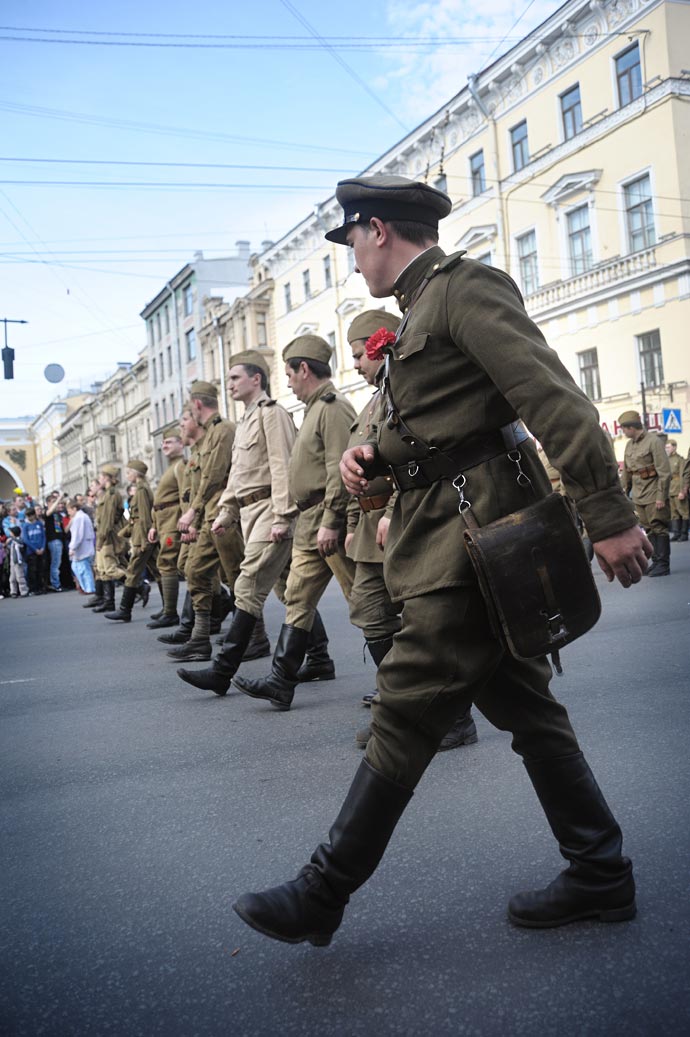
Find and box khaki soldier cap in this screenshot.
[325,174,453,245]
[618,410,643,427]
[282,334,333,366]
[228,349,271,380]
[127,459,148,475]
[668,438,677,447]
[100,464,119,481]
[162,421,182,439]
[189,380,218,399]
[347,309,401,345]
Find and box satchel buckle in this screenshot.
[507,449,532,488]
[452,473,472,514]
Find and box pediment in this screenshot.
[541,170,602,206]
[335,298,366,319]
[455,225,497,250]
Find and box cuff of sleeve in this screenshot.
[576,487,638,543]
[322,508,345,529]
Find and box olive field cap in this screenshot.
[162,421,183,439]
[347,309,401,344]
[228,349,271,380]
[618,410,643,427]
[667,438,677,447]
[189,380,218,398]
[282,335,333,366]
[325,175,453,245]
[127,459,148,475]
[100,464,119,480]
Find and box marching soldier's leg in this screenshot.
[296,547,356,683]
[92,545,123,612]
[167,526,219,661]
[105,545,154,622]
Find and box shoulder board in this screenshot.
[258,399,276,407]
[322,392,336,403]
[210,414,222,426]
[429,251,466,278]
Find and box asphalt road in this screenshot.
[2,546,689,1037]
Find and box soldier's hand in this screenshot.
[317,526,339,558]
[147,528,157,545]
[376,516,390,551]
[593,525,653,588]
[344,532,354,554]
[655,499,665,510]
[340,446,374,495]
[211,518,226,536]
[270,524,288,543]
[178,507,196,532]
[188,526,198,542]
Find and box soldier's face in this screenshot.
[285,361,308,402]
[665,443,676,456]
[162,436,183,457]
[228,364,260,404]
[179,411,196,443]
[351,342,380,386]
[346,224,392,298]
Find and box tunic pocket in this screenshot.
[393,332,429,361]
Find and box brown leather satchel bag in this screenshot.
[462,493,601,673]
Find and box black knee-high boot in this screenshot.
[233,760,413,945]
[177,609,257,695]
[92,581,115,613]
[232,624,309,710]
[83,579,104,608]
[296,610,335,682]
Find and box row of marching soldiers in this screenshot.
[82,312,477,752]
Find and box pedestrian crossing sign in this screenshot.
[662,408,682,433]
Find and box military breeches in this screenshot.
[349,561,402,641]
[366,586,580,789]
[96,544,126,581]
[124,542,159,588]
[233,538,292,618]
[284,545,355,631]
[633,500,670,536]
[187,521,244,614]
[670,496,689,521]
[156,529,182,576]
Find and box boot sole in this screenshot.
[176,669,230,696]
[167,652,212,662]
[508,900,636,928]
[232,679,292,711]
[438,732,479,752]
[232,901,332,946]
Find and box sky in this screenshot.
[0,0,562,418]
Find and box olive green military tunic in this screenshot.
[345,389,400,642]
[283,379,357,631]
[621,430,671,535]
[360,249,637,787]
[214,392,297,618]
[95,485,126,580]
[124,478,160,588]
[152,457,185,575]
[667,450,689,522]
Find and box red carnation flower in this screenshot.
[166,536,173,547]
[365,328,397,361]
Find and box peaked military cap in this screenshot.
[325,174,453,245]
[127,459,148,475]
[618,410,643,428]
[162,421,182,439]
[189,380,218,399]
[347,309,401,344]
[228,349,271,380]
[100,464,120,481]
[282,335,333,366]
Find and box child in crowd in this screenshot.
[8,526,29,597]
[21,508,46,594]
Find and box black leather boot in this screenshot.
[362,636,393,706]
[83,579,104,608]
[233,759,413,945]
[157,591,194,644]
[104,584,137,622]
[680,519,689,542]
[148,580,165,620]
[92,581,115,613]
[508,752,636,928]
[136,579,151,608]
[669,519,681,542]
[210,587,235,634]
[177,609,257,695]
[648,532,670,577]
[438,708,479,751]
[241,613,271,660]
[295,610,335,682]
[233,624,308,710]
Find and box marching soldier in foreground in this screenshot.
[345,309,478,752]
[232,174,652,947]
[146,424,186,628]
[105,459,159,622]
[665,439,688,542]
[619,411,672,576]
[177,350,298,694]
[232,335,356,711]
[91,465,125,614]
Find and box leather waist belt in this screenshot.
[237,486,271,508]
[358,492,393,513]
[390,424,530,493]
[153,500,179,512]
[296,490,325,513]
[633,466,657,479]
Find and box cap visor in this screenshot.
[324,224,351,245]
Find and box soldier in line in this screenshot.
[619,411,672,576]
[104,459,159,622]
[91,465,126,614]
[665,439,688,542]
[167,382,244,662]
[176,349,299,694]
[145,424,187,628]
[232,175,651,948]
[232,335,356,711]
[345,309,478,754]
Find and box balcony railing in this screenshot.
[526,245,658,313]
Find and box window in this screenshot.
[567,205,593,275]
[560,84,582,140]
[637,330,663,388]
[170,393,175,418]
[159,353,164,382]
[510,121,529,172]
[470,150,486,196]
[186,328,197,361]
[152,356,157,387]
[477,252,492,266]
[578,349,601,401]
[155,403,160,428]
[109,435,117,457]
[327,331,336,352]
[284,283,292,311]
[164,305,170,334]
[155,313,161,341]
[148,321,154,347]
[616,43,642,107]
[161,398,167,423]
[624,174,655,252]
[256,311,267,347]
[166,345,172,375]
[516,231,539,296]
[302,269,311,299]
[183,283,194,317]
[323,255,332,289]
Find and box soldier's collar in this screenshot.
[392,245,446,314]
[305,379,335,408]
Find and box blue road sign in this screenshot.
[662,408,682,433]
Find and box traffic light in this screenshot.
[2,345,14,379]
